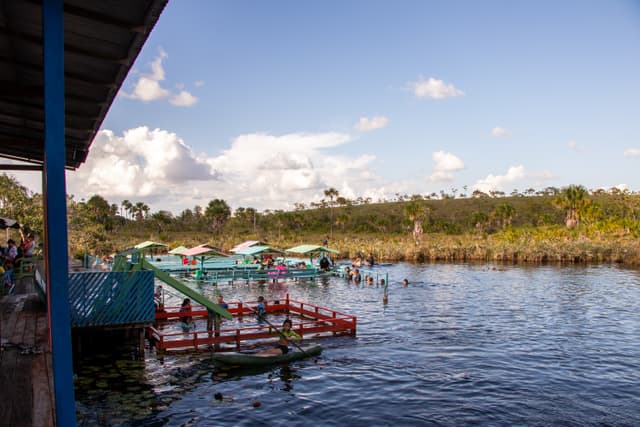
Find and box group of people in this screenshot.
[178,293,230,331]
[344,266,362,283]
[343,266,388,286]
[1,230,36,293]
[351,253,375,268]
[175,294,299,355]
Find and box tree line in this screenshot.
[2,173,640,261]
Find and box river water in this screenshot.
[75,263,640,426]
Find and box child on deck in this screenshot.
[179,298,195,330]
[255,296,266,320]
[217,294,228,310]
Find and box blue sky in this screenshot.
[51,1,640,213]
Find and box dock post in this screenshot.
[139,328,145,357]
[43,0,76,424]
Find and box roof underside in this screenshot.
[0,0,168,169]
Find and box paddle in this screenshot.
[242,300,312,358]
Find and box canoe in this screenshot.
[211,344,322,366]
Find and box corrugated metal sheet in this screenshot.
[68,271,155,328]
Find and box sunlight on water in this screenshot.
[75,263,640,426]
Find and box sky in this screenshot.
[13,1,640,214]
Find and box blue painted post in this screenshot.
[43,0,77,425]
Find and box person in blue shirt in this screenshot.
[255,296,266,320]
[216,294,228,310]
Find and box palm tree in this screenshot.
[121,199,131,219]
[403,201,430,243]
[134,202,146,221]
[492,203,515,229]
[205,199,231,234]
[553,184,590,228]
[323,187,339,237]
[472,211,490,233]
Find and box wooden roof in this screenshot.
[0,0,168,169]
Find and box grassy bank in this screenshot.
[65,192,640,266]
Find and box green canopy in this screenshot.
[168,245,188,255]
[285,244,339,265]
[134,241,167,250]
[237,245,286,256]
[285,244,339,255]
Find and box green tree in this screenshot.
[0,174,43,233]
[121,199,132,219]
[492,203,515,229]
[323,187,339,237]
[133,201,149,222]
[403,201,431,242]
[86,195,111,223]
[205,199,231,234]
[151,210,173,233]
[553,184,590,228]
[471,211,490,233]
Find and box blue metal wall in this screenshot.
[69,271,155,327]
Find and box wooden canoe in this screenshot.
[211,344,322,365]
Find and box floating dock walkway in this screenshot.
[149,294,357,352]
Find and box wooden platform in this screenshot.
[0,277,55,427]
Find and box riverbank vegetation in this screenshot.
[2,173,640,265]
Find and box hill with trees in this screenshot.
[2,174,640,265]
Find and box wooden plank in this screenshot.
[11,310,27,344]
[32,353,55,427]
[35,313,50,351]
[10,353,33,426]
[0,348,17,424]
[23,311,37,347]
[2,300,20,344]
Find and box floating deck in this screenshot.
[148,294,356,352]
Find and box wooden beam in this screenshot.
[0,27,129,66]
[0,164,43,171]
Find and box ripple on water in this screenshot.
[75,263,640,426]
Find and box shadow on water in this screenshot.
[211,363,301,392]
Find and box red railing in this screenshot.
[148,294,356,352]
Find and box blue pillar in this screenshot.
[42,0,77,425]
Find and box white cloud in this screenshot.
[624,148,640,157]
[428,151,464,182]
[491,127,511,137]
[69,128,383,213]
[121,49,170,102]
[69,127,216,199]
[194,81,205,88]
[355,116,389,132]
[170,90,198,106]
[473,165,526,193]
[410,76,464,99]
[120,49,198,107]
[568,140,586,152]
